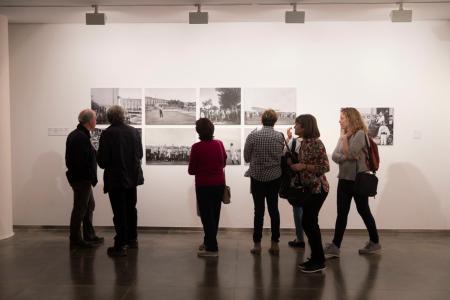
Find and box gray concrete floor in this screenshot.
[1,228,450,300]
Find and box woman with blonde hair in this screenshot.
[324,108,381,258]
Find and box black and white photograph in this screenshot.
[357,107,394,146]
[91,88,142,125]
[145,88,196,125]
[200,88,241,125]
[90,128,104,151]
[145,128,193,165]
[91,128,142,151]
[244,88,297,125]
[213,128,242,165]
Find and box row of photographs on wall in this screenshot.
[90,107,393,166]
[91,87,297,126]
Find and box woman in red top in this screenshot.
[188,118,227,257]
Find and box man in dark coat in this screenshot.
[65,109,104,248]
[97,105,144,257]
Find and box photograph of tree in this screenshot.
[199,88,241,125]
[244,88,296,125]
[91,88,142,125]
[145,88,196,125]
[357,107,394,146]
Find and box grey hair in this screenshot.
[78,109,95,124]
[107,105,125,124]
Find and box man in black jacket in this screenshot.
[66,109,104,248]
[97,105,144,257]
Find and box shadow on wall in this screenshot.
[432,21,450,41]
[18,151,71,224]
[376,162,446,229]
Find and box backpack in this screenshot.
[364,135,380,172]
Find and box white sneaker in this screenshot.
[358,241,381,255]
[324,242,340,259]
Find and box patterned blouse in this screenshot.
[298,138,330,194]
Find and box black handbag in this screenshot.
[354,172,378,197]
[354,135,378,197]
[279,137,312,207]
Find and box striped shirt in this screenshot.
[244,126,285,182]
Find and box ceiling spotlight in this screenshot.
[390,3,412,22]
[189,4,208,24]
[86,5,106,25]
[285,3,305,24]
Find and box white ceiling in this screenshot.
[0,0,449,23]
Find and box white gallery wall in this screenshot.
[9,21,450,229]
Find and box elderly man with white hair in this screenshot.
[65,108,104,249]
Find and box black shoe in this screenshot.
[70,240,94,249]
[85,236,104,245]
[127,240,138,249]
[107,246,127,257]
[300,261,326,273]
[298,258,311,270]
[288,239,305,248]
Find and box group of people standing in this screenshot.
[189,108,381,273]
[66,105,143,257]
[66,105,381,268]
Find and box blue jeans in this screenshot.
[293,206,304,242]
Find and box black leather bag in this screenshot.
[354,172,378,197]
[279,137,312,207]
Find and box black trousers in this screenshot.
[196,185,224,252]
[70,181,96,242]
[302,189,328,264]
[251,177,281,243]
[108,187,138,248]
[332,179,379,248]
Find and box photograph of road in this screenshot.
[145,88,196,125]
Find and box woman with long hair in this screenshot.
[289,114,330,273]
[324,107,381,259]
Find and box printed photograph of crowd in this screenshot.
[212,128,242,165]
[91,88,142,125]
[244,88,297,125]
[200,88,241,125]
[145,128,193,165]
[145,88,196,125]
[357,107,394,146]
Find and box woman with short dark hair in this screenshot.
[244,109,285,255]
[289,114,330,273]
[188,118,227,257]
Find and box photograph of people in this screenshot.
[358,107,394,145]
[145,88,196,125]
[244,109,285,256]
[145,128,193,165]
[244,88,296,125]
[324,107,381,259]
[213,128,241,165]
[188,118,227,257]
[199,88,241,125]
